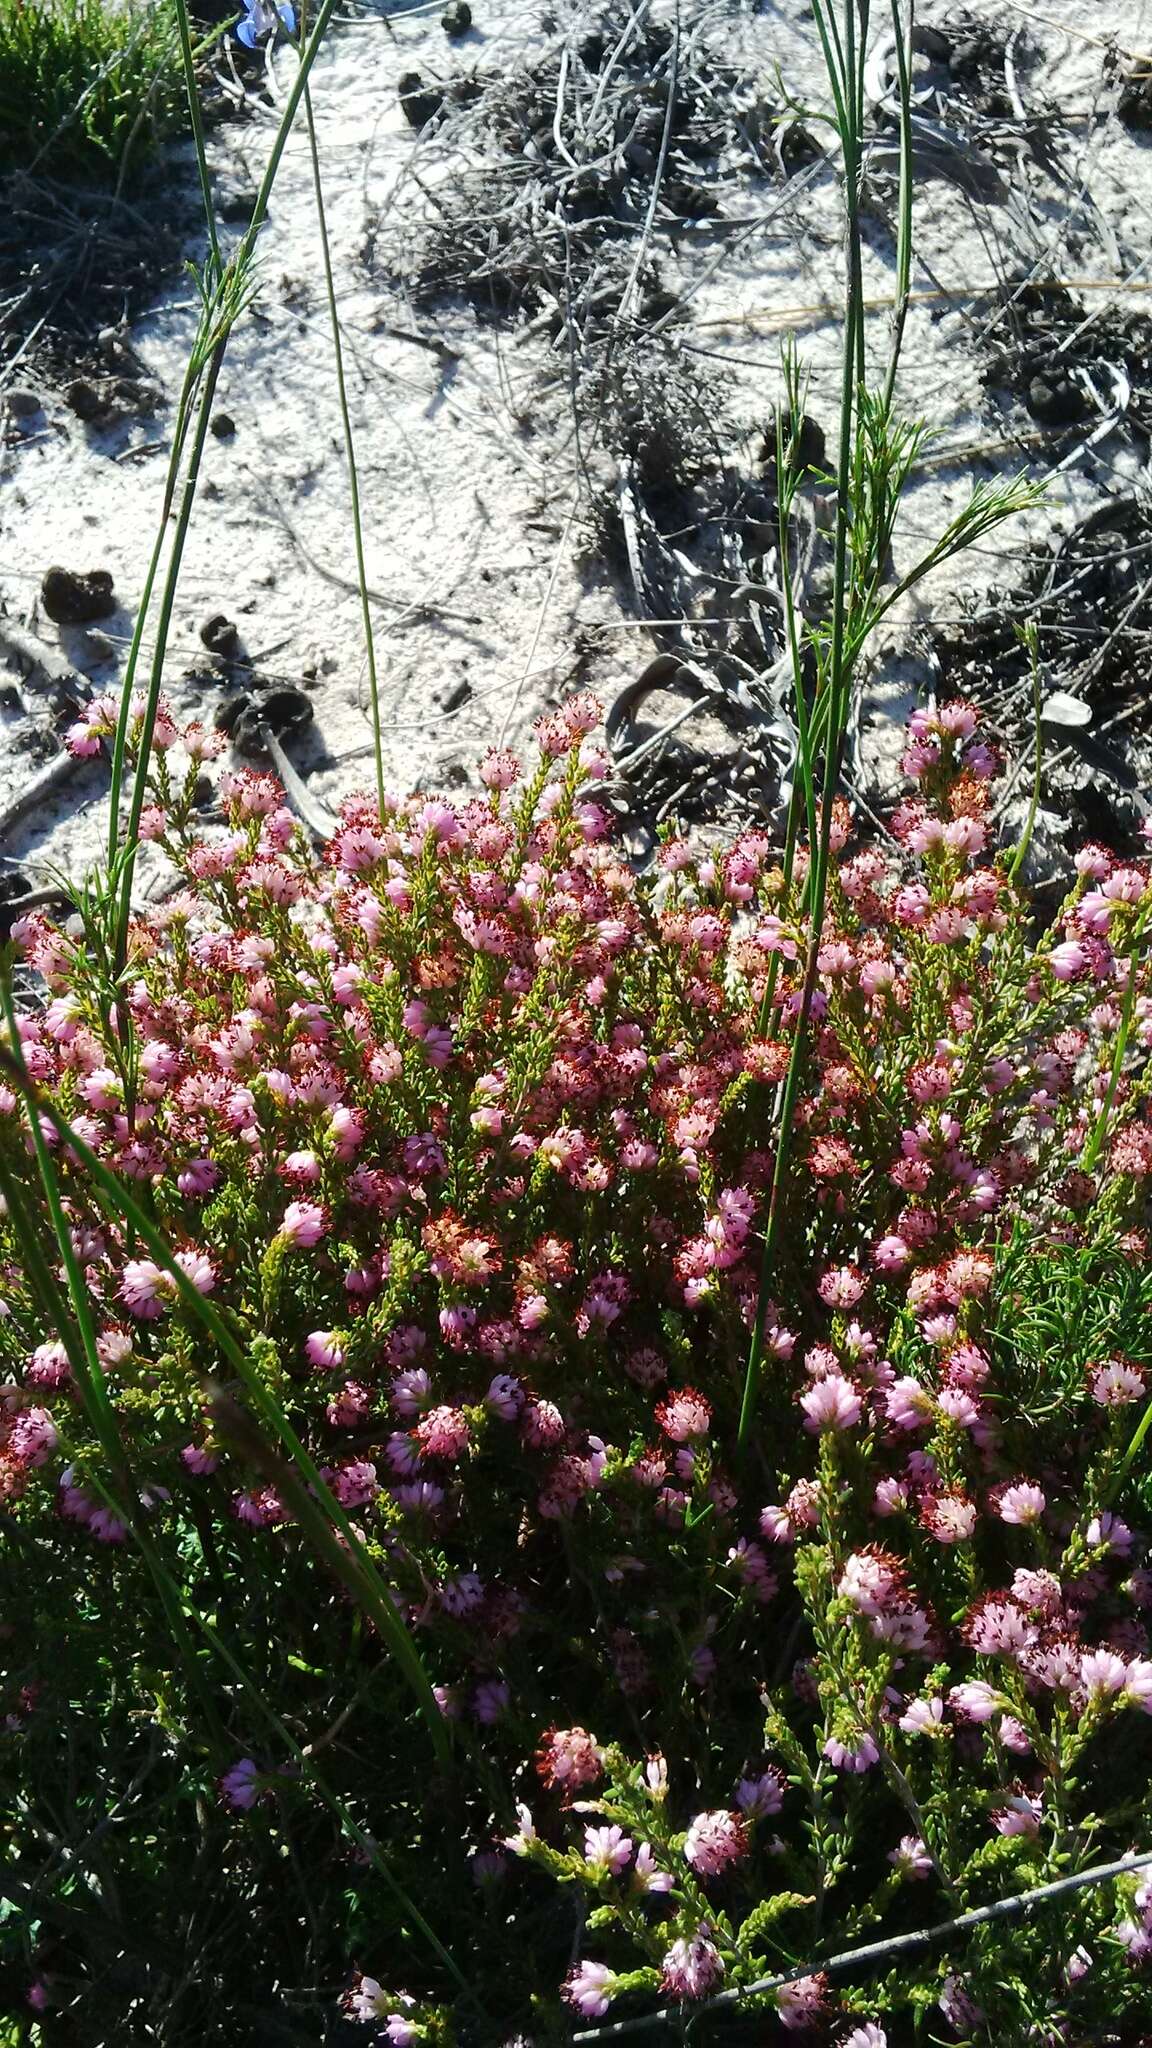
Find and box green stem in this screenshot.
[110,0,347,968]
[302,79,385,812]
[739,0,870,1454]
[105,348,201,868]
[113,344,225,975]
[173,0,223,282]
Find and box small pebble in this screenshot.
[398,71,445,129]
[215,183,259,224]
[5,389,43,418]
[200,613,240,659]
[1026,373,1086,427]
[210,412,236,439]
[65,378,104,422]
[441,0,471,34]
[41,566,116,626]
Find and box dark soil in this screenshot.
[0,171,200,385]
[980,281,1152,449]
[0,38,267,389]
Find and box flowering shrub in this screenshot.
[5,693,1152,2039]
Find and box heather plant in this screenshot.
[5,693,1152,2037]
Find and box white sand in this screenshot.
[1,0,1149,881]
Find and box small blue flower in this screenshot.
[236,0,296,48]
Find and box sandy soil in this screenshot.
[1,0,1150,888]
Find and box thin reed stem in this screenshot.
[739,0,871,1454]
[109,0,347,976]
[173,0,223,281]
[302,77,386,812]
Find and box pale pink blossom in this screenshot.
[800,1374,861,1433]
[993,1794,1042,1838]
[660,1930,724,2000]
[683,1809,748,1877]
[536,1725,603,1791]
[888,1835,933,1880]
[898,1696,946,1737]
[584,1824,633,1877]
[277,1201,327,1249]
[564,1962,616,2018]
[634,1842,675,1892]
[1090,1358,1144,1407]
[949,1682,1001,1722]
[777,1973,829,2030]
[995,1481,1046,1526]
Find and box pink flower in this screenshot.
[479,749,520,789]
[1086,1511,1133,1556]
[502,1802,536,1854]
[888,1835,933,1880]
[1079,1648,1129,1698]
[306,1330,345,1371]
[883,1376,934,1429]
[120,1250,215,1318]
[382,2005,422,2048]
[818,1264,865,1308]
[655,1388,712,1441]
[992,1794,1042,1838]
[948,1681,1001,1722]
[1123,1658,1152,1709]
[823,1733,879,1773]
[564,1962,616,2018]
[536,1725,603,1791]
[584,1824,633,1877]
[1090,1358,1144,1406]
[683,1809,748,1877]
[735,1768,785,1818]
[414,1406,471,1462]
[634,1842,675,1892]
[872,1233,911,1271]
[660,1930,724,2000]
[800,1374,861,1433]
[995,1481,1047,1526]
[777,1973,829,2030]
[921,1491,977,1543]
[120,1259,167,1317]
[332,1460,377,1509]
[1049,940,1088,981]
[176,1158,219,1198]
[390,1364,431,1416]
[278,1201,326,1249]
[485,1373,524,1420]
[8,1407,57,1467]
[897,1696,946,1737]
[938,1976,984,2030]
[181,1443,219,1475]
[167,1250,214,1298]
[27,1341,70,1389]
[873,1478,909,1516]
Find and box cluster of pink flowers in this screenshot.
[7,692,1152,2040]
